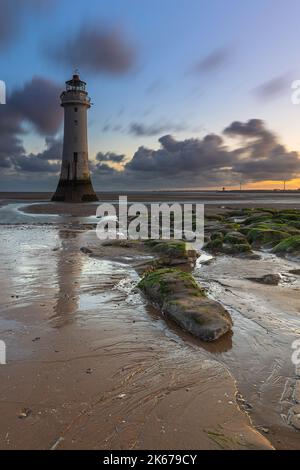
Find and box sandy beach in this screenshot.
[0,192,300,450]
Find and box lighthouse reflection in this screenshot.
[50,228,83,328]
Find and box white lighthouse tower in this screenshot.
[52,73,98,202]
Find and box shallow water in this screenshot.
[193,252,300,447]
[0,225,274,450]
[0,203,99,225]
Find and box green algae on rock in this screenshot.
[272,235,300,258]
[246,228,289,248]
[138,268,233,342]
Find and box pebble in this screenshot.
[18,408,31,419]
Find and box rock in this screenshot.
[18,408,31,419]
[246,228,289,248]
[289,269,300,275]
[259,427,270,434]
[223,231,247,245]
[145,240,187,258]
[243,213,273,226]
[247,274,281,286]
[273,236,300,257]
[80,247,93,254]
[211,232,224,241]
[205,238,223,253]
[222,242,252,255]
[138,268,233,342]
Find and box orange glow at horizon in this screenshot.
[226,179,300,191]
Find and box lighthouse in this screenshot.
[52,73,98,202]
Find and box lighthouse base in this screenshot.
[51,179,98,203]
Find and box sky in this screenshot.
[1,0,300,191]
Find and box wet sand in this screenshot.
[0,194,300,449]
[0,225,271,450]
[194,253,300,449]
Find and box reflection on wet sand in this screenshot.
[50,229,83,328]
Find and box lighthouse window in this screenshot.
[74,120,78,125]
[74,107,78,112]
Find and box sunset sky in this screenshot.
[1,0,300,190]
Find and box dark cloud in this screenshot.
[10,77,63,135]
[30,137,62,161]
[0,108,25,168]
[126,132,232,175]
[13,154,60,173]
[254,75,290,100]
[129,122,187,137]
[13,137,61,173]
[91,120,300,188]
[0,77,62,174]
[48,25,135,74]
[92,162,120,175]
[96,152,126,163]
[191,47,231,75]
[224,119,300,180]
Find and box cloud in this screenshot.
[0,77,62,174]
[48,24,135,74]
[129,122,187,137]
[12,137,61,173]
[0,0,56,48]
[126,133,231,173]
[91,119,300,188]
[96,151,126,163]
[0,108,25,168]
[224,119,300,180]
[92,162,120,175]
[254,75,290,100]
[191,47,231,75]
[10,77,63,135]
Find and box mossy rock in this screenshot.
[144,239,187,257]
[273,211,300,222]
[242,221,300,236]
[222,243,252,255]
[272,236,300,256]
[223,231,247,245]
[205,238,223,253]
[211,232,224,241]
[204,214,225,222]
[138,268,232,342]
[246,228,289,248]
[243,213,273,226]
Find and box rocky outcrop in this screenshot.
[246,274,281,286]
[272,235,300,259]
[138,268,233,342]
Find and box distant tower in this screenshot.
[52,73,98,202]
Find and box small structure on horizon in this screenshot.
[52,73,98,202]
